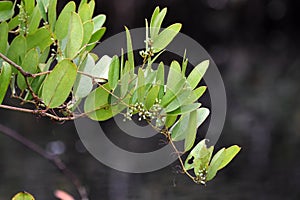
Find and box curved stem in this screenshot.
[0,124,89,200]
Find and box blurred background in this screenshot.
[1,0,300,199]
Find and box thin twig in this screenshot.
[0,124,89,200]
[0,53,40,101]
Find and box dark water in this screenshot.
[1,0,300,199]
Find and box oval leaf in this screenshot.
[42,59,77,108]
[187,60,209,90]
[12,192,35,200]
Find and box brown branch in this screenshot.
[0,53,40,101]
[0,123,89,200]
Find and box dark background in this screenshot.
[1,0,300,199]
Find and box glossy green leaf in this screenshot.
[92,14,106,33]
[187,60,209,90]
[55,1,76,41]
[17,49,39,90]
[74,54,95,98]
[7,35,27,66]
[27,28,52,51]
[0,22,8,54]
[48,0,57,32]
[184,110,198,151]
[65,12,84,59]
[0,1,14,22]
[137,68,145,102]
[82,20,94,46]
[42,59,77,108]
[152,23,182,53]
[161,78,186,107]
[145,85,160,109]
[150,7,167,40]
[0,62,12,104]
[86,27,106,51]
[27,6,42,34]
[218,145,241,170]
[125,27,134,71]
[108,55,120,90]
[196,107,210,128]
[206,148,225,181]
[12,192,35,200]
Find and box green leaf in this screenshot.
[108,55,120,90]
[65,12,84,59]
[7,35,27,66]
[17,49,39,90]
[93,55,112,80]
[92,14,106,33]
[84,83,114,121]
[167,103,201,116]
[145,85,160,109]
[150,7,167,40]
[119,71,129,98]
[86,27,106,51]
[27,28,52,51]
[0,62,12,104]
[184,110,198,151]
[171,114,189,141]
[23,0,35,14]
[37,0,49,21]
[218,145,241,170]
[152,23,182,53]
[187,60,209,90]
[165,88,192,113]
[165,115,177,128]
[125,27,134,71]
[0,22,8,54]
[184,139,213,172]
[156,62,164,99]
[12,192,35,200]
[88,0,95,15]
[8,15,19,30]
[161,78,185,107]
[74,54,95,98]
[206,148,225,181]
[78,2,92,22]
[55,1,76,41]
[137,68,145,102]
[196,107,210,128]
[42,59,77,108]
[183,86,207,105]
[27,6,42,34]
[0,1,14,22]
[48,0,57,32]
[82,20,94,46]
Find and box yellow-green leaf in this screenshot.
[108,55,120,90]
[218,145,241,170]
[0,1,14,22]
[12,192,35,200]
[0,22,8,54]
